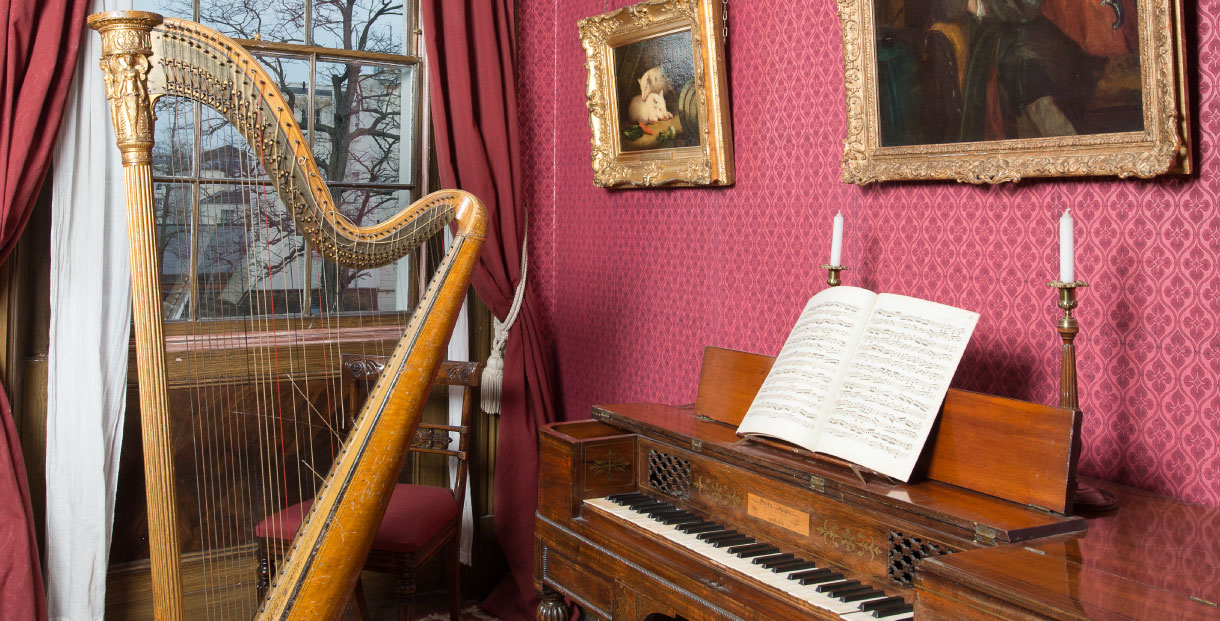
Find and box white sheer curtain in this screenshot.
[46,0,133,618]
[447,300,473,565]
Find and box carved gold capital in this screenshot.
[87,11,163,166]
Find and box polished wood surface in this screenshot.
[926,390,1080,514]
[538,347,1217,619]
[918,479,1220,620]
[694,346,772,425]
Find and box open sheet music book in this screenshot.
[736,286,979,481]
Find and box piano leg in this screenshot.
[537,586,569,621]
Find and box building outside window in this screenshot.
[137,0,426,320]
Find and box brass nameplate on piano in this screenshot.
[747,493,809,536]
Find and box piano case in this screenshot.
[535,347,1089,620]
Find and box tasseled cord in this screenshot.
[481,222,528,415]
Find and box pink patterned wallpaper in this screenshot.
[518,0,1220,506]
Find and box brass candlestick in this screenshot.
[1048,280,1086,410]
[821,264,848,287]
[1047,279,1118,514]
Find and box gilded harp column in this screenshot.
[87,12,185,621]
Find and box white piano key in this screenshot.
[841,608,913,621]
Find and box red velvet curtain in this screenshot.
[0,0,91,619]
[422,1,557,619]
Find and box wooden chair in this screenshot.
[254,355,482,621]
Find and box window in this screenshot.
[137,0,425,320]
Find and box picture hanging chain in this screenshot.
[722,0,729,40]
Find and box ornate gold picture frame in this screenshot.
[579,0,734,188]
[838,0,1191,184]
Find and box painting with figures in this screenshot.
[613,29,701,152]
[873,0,1144,147]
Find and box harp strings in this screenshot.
[155,30,446,616]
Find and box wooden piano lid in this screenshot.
[593,401,1084,546]
[918,479,1220,619]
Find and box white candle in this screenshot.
[830,211,844,266]
[1059,209,1074,282]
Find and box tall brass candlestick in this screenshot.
[821,264,848,287]
[1048,280,1086,409]
[1048,279,1118,513]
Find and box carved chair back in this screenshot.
[340,354,482,503]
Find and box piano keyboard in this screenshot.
[586,493,915,621]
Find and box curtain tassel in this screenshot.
[481,219,528,415]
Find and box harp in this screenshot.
[87,11,485,620]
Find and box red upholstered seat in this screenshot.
[256,357,480,621]
[254,484,459,553]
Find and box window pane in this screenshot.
[188,57,309,182]
[256,55,311,139]
[313,0,404,53]
[154,183,194,319]
[199,0,305,44]
[310,188,415,314]
[133,0,192,20]
[197,106,263,181]
[152,97,194,178]
[314,62,413,185]
[197,183,309,318]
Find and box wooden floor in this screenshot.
[105,562,495,620]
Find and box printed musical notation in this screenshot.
[824,307,974,462]
[737,286,979,481]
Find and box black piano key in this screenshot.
[859,597,905,612]
[816,579,861,594]
[827,585,869,598]
[770,559,817,573]
[679,523,721,534]
[890,617,913,621]
[836,587,881,602]
[698,530,739,542]
[626,495,662,504]
[630,501,668,512]
[791,569,841,584]
[647,508,685,519]
[727,542,771,555]
[711,535,754,548]
[607,492,646,503]
[753,553,796,566]
[789,568,833,580]
[798,572,844,586]
[642,501,676,510]
[665,515,703,526]
[736,546,780,558]
[646,505,681,514]
[871,603,914,617]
